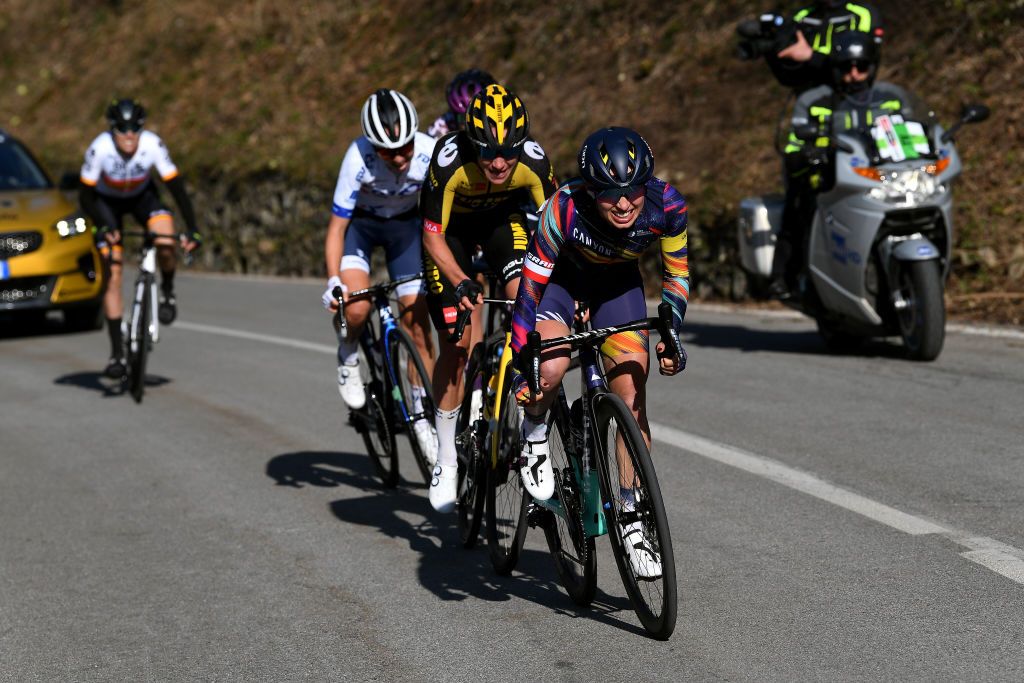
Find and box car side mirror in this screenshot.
[58,172,80,191]
[961,103,989,124]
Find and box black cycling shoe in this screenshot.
[104,357,126,379]
[767,278,792,301]
[158,292,177,325]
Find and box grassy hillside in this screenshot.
[2,0,1022,322]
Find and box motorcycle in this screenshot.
[737,96,989,360]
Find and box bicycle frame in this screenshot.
[126,234,161,353]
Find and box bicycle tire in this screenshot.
[456,344,487,548]
[360,381,399,488]
[389,327,436,485]
[127,279,150,404]
[593,394,677,640]
[542,396,597,605]
[485,366,528,575]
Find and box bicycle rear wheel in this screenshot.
[542,394,597,605]
[593,394,677,640]
[456,344,487,548]
[359,378,399,488]
[126,279,150,404]
[389,327,435,485]
[485,366,528,575]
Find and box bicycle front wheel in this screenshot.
[360,380,399,488]
[389,327,436,485]
[485,367,528,575]
[456,343,487,548]
[594,394,677,640]
[542,395,597,605]
[126,279,150,403]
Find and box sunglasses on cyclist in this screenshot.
[113,122,143,134]
[841,59,871,73]
[591,184,646,203]
[376,141,415,159]
[476,144,521,162]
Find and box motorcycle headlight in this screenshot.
[54,214,89,239]
[866,169,947,207]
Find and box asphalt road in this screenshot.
[2,272,1024,681]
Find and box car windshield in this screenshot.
[0,137,50,190]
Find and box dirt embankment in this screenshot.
[2,0,1021,322]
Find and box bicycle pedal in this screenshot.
[526,503,550,529]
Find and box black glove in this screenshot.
[454,278,483,305]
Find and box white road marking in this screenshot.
[178,318,1024,585]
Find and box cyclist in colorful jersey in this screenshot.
[509,128,688,573]
[427,69,495,139]
[420,83,557,512]
[320,88,439,463]
[79,98,201,379]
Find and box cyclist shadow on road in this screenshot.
[54,371,171,398]
[266,450,647,636]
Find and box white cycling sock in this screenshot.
[338,338,359,366]
[522,410,548,443]
[435,407,459,467]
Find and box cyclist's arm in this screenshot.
[324,214,351,280]
[420,133,470,288]
[78,182,103,229]
[163,175,199,236]
[510,192,565,354]
[659,183,690,333]
[326,143,365,279]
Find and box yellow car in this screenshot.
[0,128,104,330]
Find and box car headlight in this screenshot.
[54,214,89,239]
[866,169,947,207]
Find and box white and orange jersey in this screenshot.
[80,130,179,198]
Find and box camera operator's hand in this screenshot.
[777,30,812,61]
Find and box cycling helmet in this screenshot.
[446,69,495,115]
[465,84,530,154]
[106,98,146,132]
[829,30,880,93]
[360,89,418,149]
[577,127,654,192]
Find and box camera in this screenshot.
[736,12,799,60]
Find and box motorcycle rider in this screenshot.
[769,30,919,297]
[741,0,884,94]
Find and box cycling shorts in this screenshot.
[424,209,529,334]
[536,257,648,358]
[92,184,172,239]
[342,211,424,298]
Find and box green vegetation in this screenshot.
[1,0,1021,323]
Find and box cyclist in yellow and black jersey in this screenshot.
[420,83,556,513]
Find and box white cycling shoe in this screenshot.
[620,518,663,579]
[519,440,554,501]
[337,361,365,410]
[429,464,458,513]
[412,418,438,468]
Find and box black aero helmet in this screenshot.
[465,84,530,154]
[830,30,880,92]
[577,127,654,193]
[361,88,418,149]
[106,98,146,132]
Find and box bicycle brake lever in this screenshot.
[447,308,471,343]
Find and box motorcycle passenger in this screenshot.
[79,98,201,379]
[321,88,439,464]
[509,127,688,577]
[427,69,496,139]
[769,30,918,297]
[741,1,884,94]
[420,84,557,512]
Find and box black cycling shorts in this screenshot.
[423,209,529,334]
[92,184,171,240]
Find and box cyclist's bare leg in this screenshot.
[602,350,650,488]
[339,268,372,343]
[149,214,177,275]
[468,272,485,350]
[524,319,571,418]
[102,245,123,319]
[432,330,471,411]
[397,292,435,377]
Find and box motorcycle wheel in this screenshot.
[896,260,945,361]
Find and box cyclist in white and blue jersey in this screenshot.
[321,89,438,462]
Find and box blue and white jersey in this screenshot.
[330,131,435,219]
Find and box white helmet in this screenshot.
[360,89,418,149]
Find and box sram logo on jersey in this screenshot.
[523,253,553,284]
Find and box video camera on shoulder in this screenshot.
[736,12,798,60]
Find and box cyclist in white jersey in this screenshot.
[79,98,200,379]
[321,88,438,462]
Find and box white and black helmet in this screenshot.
[360,89,418,149]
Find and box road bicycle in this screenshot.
[519,303,684,640]
[119,230,173,403]
[332,274,435,488]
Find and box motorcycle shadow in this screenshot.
[266,450,644,635]
[683,320,909,359]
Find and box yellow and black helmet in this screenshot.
[464,84,530,155]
